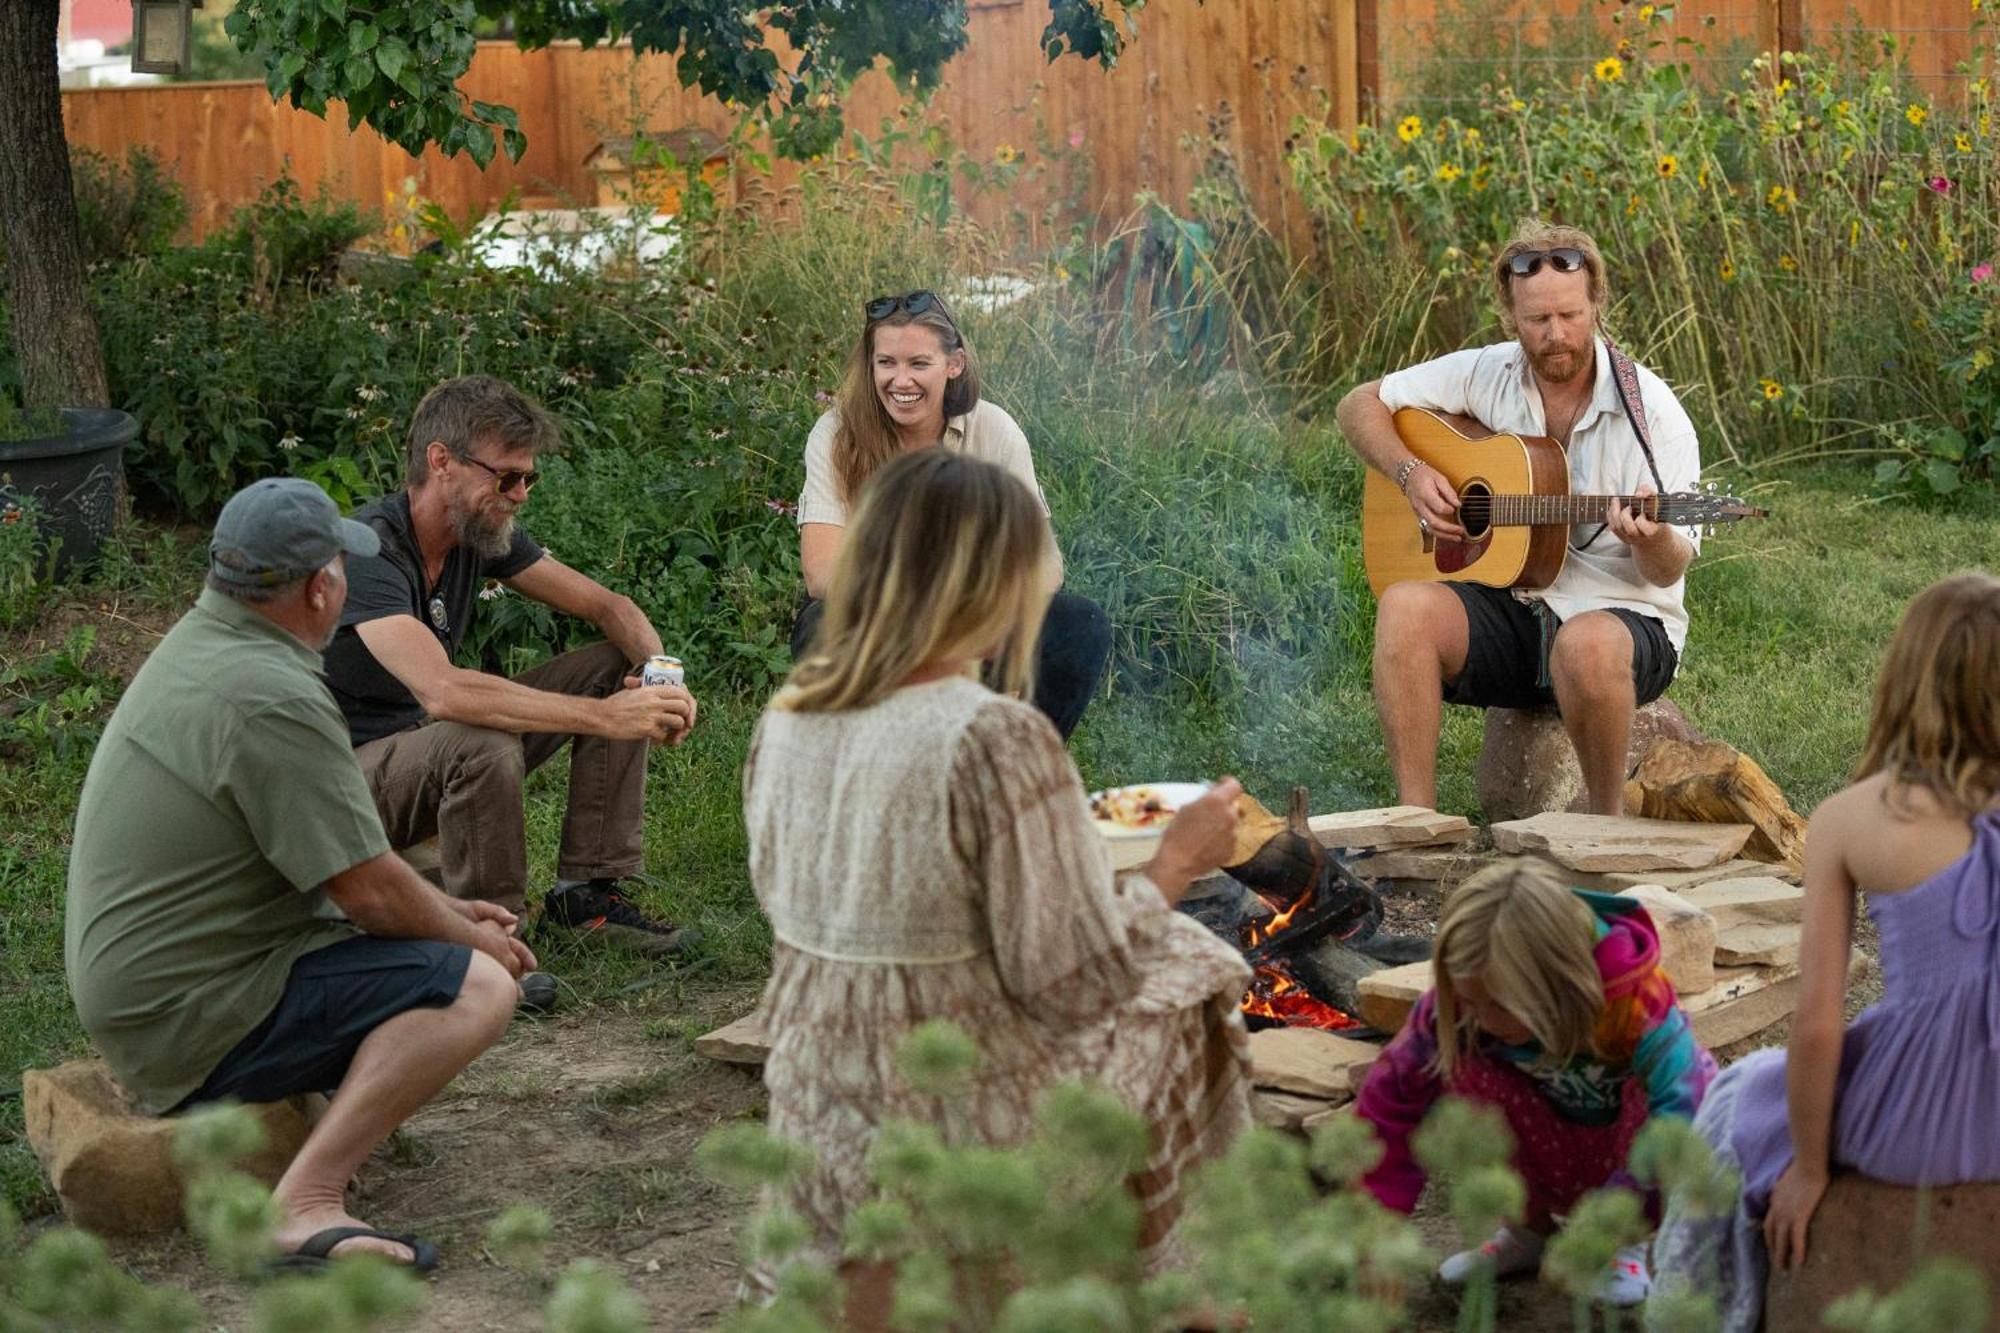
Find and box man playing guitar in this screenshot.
[1336,221,1703,817]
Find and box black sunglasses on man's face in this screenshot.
[1504,247,1588,279]
[457,452,540,495]
[865,290,942,321]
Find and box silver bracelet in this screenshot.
[1394,457,1425,493]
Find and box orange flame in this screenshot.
[1239,886,1360,1031]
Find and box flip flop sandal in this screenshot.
[267,1225,440,1274]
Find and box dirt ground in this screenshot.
[110,999,767,1331]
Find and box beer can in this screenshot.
[641,654,684,688]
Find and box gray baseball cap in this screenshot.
[209,478,380,586]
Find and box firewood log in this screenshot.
[1622,739,1806,869]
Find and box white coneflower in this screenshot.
[478,579,507,601]
[277,432,302,452]
[356,384,386,403]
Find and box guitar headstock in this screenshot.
[1660,487,1769,529]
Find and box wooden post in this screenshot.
[1351,0,1379,125]
[1758,0,1804,68]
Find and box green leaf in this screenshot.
[347,21,379,53]
[1922,458,1962,494]
[464,121,496,169]
[1874,459,1904,485]
[375,39,408,85]
[319,0,347,18]
[1928,426,1969,461]
[502,128,528,162]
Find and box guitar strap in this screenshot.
[1603,337,1667,493]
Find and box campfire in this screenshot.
[1239,889,1362,1031]
[1220,788,1400,1033]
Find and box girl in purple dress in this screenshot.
[1650,572,2000,1330]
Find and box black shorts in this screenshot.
[174,935,472,1111]
[1442,582,1678,712]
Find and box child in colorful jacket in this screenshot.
[1354,857,1717,1306]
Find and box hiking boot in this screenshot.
[539,880,701,957]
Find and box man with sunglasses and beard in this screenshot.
[322,376,701,970]
[1337,221,1702,819]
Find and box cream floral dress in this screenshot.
[742,675,1252,1280]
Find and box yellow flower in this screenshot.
[1720,258,1737,281]
[1906,103,1929,127]
[1775,79,1793,97]
[1470,165,1492,192]
[1436,162,1463,183]
[995,144,1020,165]
[1849,218,1861,246]
[1638,3,1656,18]
[1959,133,1974,152]
[1778,253,1797,271]
[1834,99,1852,117]
[1396,115,1423,144]
[1973,78,1990,99]
[1760,378,1783,400]
[1657,153,1679,178]
[1697,166,1710,188]
[1463,126,1482,142]
[1983,113,1994,137]
[1595,56,1625,83]
[1766,184,1796,213]
[1509,97,1528,113]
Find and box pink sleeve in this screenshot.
[1355,991,1446,1214]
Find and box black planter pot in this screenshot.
[0,407,135,575]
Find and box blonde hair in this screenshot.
[1855,571,2000,818]
[775,450,1049,714]
[1432,858,1605,1077]
[1492,219,1611,338]
[832,296,981,506]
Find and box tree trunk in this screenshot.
[0,0,108,409]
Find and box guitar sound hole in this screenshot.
[1457,481,1492,539]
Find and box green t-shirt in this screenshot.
[66,589,389,1112]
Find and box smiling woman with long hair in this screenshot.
[790,289,1112,738]
[746,450,1252,1296]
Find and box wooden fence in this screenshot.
[57,0,1987,243]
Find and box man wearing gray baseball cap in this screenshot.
[67,477,533,1272]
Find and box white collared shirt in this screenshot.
[1377,338,1701,653]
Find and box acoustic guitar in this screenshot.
[1361,408,1768,597]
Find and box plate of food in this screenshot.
[1087,782,1211,839]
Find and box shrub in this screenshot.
[68,147,190,266]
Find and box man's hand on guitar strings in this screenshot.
[1406,466,1468,541]
[1606,483,1671,551]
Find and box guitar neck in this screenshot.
[1479,495,1698,526]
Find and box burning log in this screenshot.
[1224,787,1327,907]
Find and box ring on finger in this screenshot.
[1418,516,1431,533]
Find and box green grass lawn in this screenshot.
[3,399,1995,1217]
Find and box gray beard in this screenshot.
[448,495,515,559]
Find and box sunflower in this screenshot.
[995,144,1020,165]
[1436,162,1463,183]
[1397,115,1423,143]
[1719,258,1737,281]
[1638,4,1656,18]
[1906,103,1929,127]
[1760,379,1784,400]
[1778,254,1798,271]
[1958,133,1974,152]
[1595,56,1625,83]
[1657,154,1679,178]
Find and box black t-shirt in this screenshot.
[322,492,543,747]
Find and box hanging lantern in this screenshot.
[130,0,202,76]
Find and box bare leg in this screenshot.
[268,951,516,1263]
[1373,583,1471,810]
[1550,613,1638,816]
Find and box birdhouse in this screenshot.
[584,128,731,214]
[130,0,202,75]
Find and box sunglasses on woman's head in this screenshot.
[1504,247,1588,279]
[865,290,942,321]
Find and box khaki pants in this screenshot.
[355,641,646,910]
